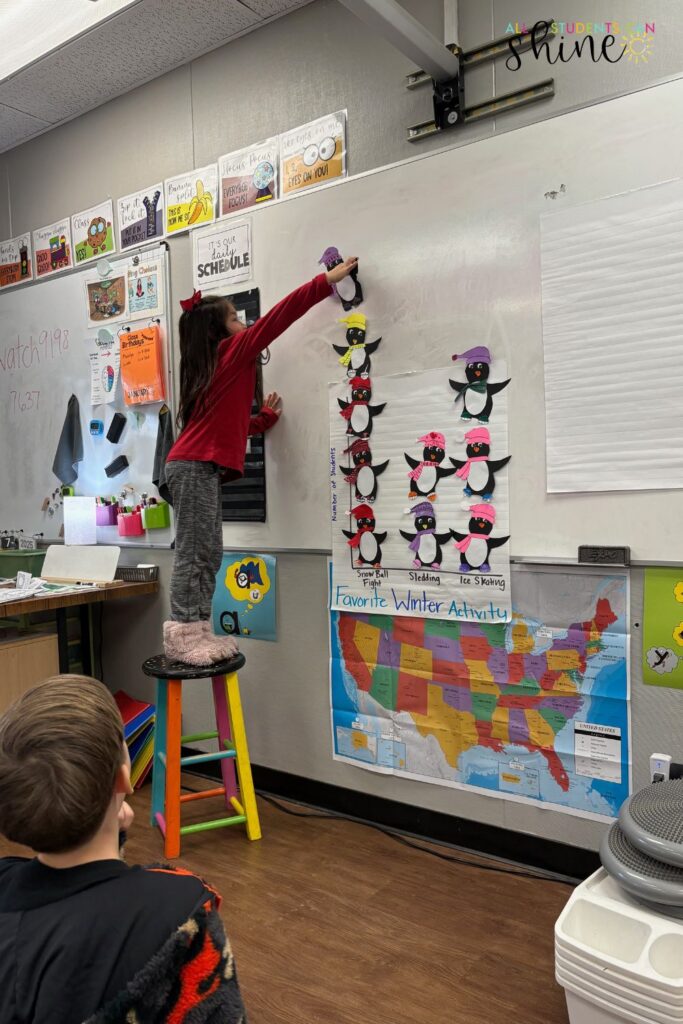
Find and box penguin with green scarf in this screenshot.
[449,346,509,423]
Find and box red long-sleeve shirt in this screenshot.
[167,273,332,478]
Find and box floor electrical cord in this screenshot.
[181,781,577,887]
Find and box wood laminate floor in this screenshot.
[0,779,571,1023]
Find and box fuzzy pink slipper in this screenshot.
[163,621,231,666]
[201,621,239,659]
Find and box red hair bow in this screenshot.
[180,289,202,312]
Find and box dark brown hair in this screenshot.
[0,675,124,853]
[177,296,231,431]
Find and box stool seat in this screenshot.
[142,652,246,680]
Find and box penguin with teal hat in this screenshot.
[449,346,510,423]
[451,503,509,573]
[339,438,388,503]
[449,426,511,500]
[400,500,451,569]
[333,313,381,378]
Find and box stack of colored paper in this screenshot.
[114,691,155,790]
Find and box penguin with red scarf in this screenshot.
[404,431,456,500]
[452,503,509,573]
[342,504,387,567]
[449,426,511,500]
[449,346,510,423]
[338,376,386,438]
[339,438,389,503]
[400,501,451,569]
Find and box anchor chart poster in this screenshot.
[329,358,512,625]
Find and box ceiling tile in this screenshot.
[0,0,260,124]
[0,103,51,152]
[238,0,311,15]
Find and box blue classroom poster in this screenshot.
[212,552,277,642]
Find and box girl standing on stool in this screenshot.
[165,258,358,665]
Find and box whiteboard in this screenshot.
[218,77,683,561]
[0,243,174,547]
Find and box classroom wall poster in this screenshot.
[329,565,630,821]
[33,218,73,278]
[329,359,512,625]
[219,137,279,216]
[280,110,346,196]
[88,331,120,406]
[212,553,277,641]
[192,220,252,292]
[72,200,116,266]
[119,325,166,405]
[117,184,165,249]
[127,256,164,318]
[165,165,218,235]
[84,272,128,327]
[643,567,683,688]
[0,233,33,288]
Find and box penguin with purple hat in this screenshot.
[400,500,451,569]
[449,346,510,423]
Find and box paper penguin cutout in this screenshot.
[339,438,389,503]
[449,426,511,500]
[400,500,451,570]
[338,376,386,438]
[319,246,363,310]
[451,503,509,573]
[404,431,456,500]
[449,346,510,423]
[341,503,387,567]
[333,313,382,378]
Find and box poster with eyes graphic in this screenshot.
[279,110,346,196]
[72,199,116,266]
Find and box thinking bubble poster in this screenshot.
[212,552,277,642]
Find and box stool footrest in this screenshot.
[180,750,237,767]
[181,730,218,743]
[181,814,247,835]
[180,786,226,804]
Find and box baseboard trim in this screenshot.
[181,748,600,881]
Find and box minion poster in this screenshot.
[643,568,683,689]
[279,111,346,196]
[212,553,277,642]
[72,200,116,265]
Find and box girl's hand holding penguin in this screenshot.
[325,256,358,284]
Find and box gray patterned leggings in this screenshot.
[166,460,223,622]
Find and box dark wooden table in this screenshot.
[0,580,159,674]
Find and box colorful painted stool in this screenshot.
[142,652,261,859]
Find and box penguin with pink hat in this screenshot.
[404,430,456,500]
[400,500,451,569]
[449,346,510,424]
[450,426,510,500]
[452,503,509,573]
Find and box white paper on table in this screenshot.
[541,179,683,493]
[63,496,97,546]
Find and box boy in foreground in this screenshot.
[0,674,246,1024]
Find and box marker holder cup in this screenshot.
[117,511,144,537]
[96,504,119,527]
[142,502,170,530]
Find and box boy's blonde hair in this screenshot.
[0,675,124,853]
